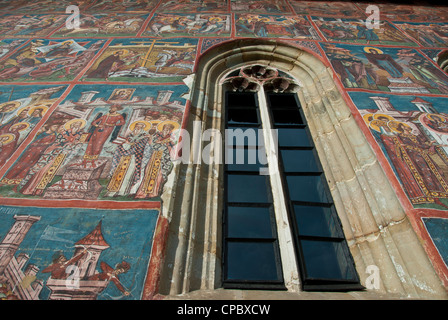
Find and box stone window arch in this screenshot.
[156,39,447,299]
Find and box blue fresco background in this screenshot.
[0,205,159,300]
[423,218,448,268]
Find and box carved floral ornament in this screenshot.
[221,64,302,93]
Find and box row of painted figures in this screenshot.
[366,112,448,208]
[0,105,179,200]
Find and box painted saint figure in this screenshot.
[83,105,125,167]
[106,120,153,197]
[364,47,403,78]
[1,124,61,187]
[135,121,179,199]
[86,50,125,80]
[19,119,86,196]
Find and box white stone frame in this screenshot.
[157,39,448,299]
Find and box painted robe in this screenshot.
[20,127,84,196]
[2,129,58,185]
[106,128,151,197]
[135,130,175,199]
[84,112,125,160]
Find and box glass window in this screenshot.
[293,205,341,238]
[227,174,271,204]
[286,175,329,204]
[228,107,259,125]
[222,74,361,292]
[300,240,357,281]
[226,127,259,147]
[281,149,320,173]
[226,147,264,172]
[267,93,298,109]
[271,109,304,125]
[223,91,284,290]
[227,206,274,238]
[225,241,282,282]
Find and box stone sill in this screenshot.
[160,288,420,300]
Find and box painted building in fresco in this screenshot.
[0,0,447,300]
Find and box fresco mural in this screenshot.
[51,13,149,37]
[321,43,448,94]
[0,84,68,169]
[0,39,27,59]
[144,13,231,37]
[0,38,106,82]
[230,0,293,14]
[84,0,158,13]
[394,22,448,48]
[0,84,186,202]
[0,0,93,14]
[311,17,418,46]
[235,14,320,39]
[0,206,159,300]
[351,92,448,210]
[0,0,447,299]
[82,38,197,82]
[423,217,448,268]
[0,14,67,38]
[157,0,228,14]
[355,3,448,21]
[289,1,364,18]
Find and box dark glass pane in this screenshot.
[294,205,341,238]
[268,94,297,109]
[226,147,264,172]
[272,109,303,125]
[281,149,319,173]
[228,108,259,125]
[300,240,356,281]
[227,206,273,238]
[227,92,257,108]
[277,128,312,147]
[226,127,259,147]
[286,175,329,203]
[227,174,271,203]
[226,241,281,281]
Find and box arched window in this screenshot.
[221,65,362,291]
[157,40,447,299]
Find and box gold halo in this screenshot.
[0,101,21,113]
[61,40,74,45]
[10,122,29,132]
[369,119,388,132]
[64,118,86,130]
[373,113,394,121]
[28,106,48,117]
[363,113,375,124]
[388,120,412,133]
[113,49,129,56]
[209,16,222,22]
[426,113,448,123]
[129,120,152,131]
[0,133,15,145]
[157,120,180,132]
[364,46,383,54]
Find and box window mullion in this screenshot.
[255,87,302,291]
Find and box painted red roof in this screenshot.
[75,221,110,248]
[411,97,430,104]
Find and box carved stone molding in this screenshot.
[157,39,448,299]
